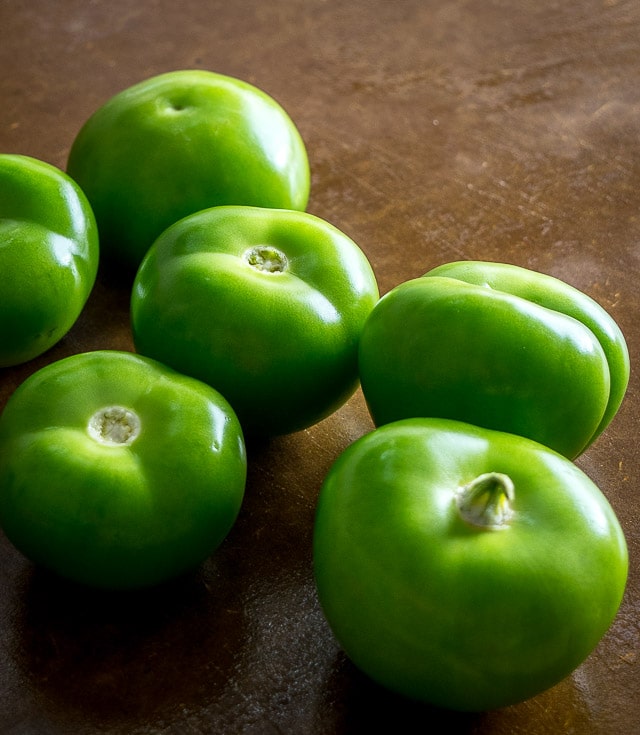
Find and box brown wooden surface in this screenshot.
[1,1,639,733]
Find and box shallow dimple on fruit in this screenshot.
[162,97,189,114]
[87,406,141,446]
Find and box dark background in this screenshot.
[1,1,639,733]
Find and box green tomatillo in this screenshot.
[358,260,630,459]
[130,205,380,437]
[0,350,247,589]
[66,69,310,271]
[0,154,99,367]
[313,417,628,712]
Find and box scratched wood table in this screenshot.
[1,1,639,733]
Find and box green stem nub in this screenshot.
[244,245,288,273]
[456,472,515,529]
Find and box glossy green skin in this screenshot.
[0,154,99,367]
[313,418,628,712]
[358,261,629,459]
[131,205,380,437]
[425,260,630,441]
[0,351,247,589]
[67,69,310,271]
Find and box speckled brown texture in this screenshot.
[1,1,639,732]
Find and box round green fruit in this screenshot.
[67,69,310,271]
[313,418,628,711]
[0,154,98,367]
[131,205,379,437]
[0,350,247,589]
